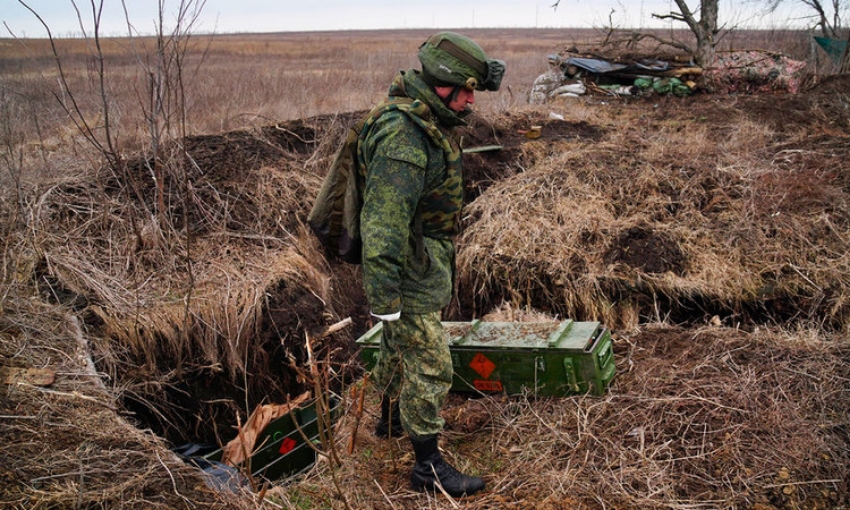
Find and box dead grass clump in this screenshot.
[807,74,850,132]
[22,115,363,445]
[1,45,360,499]
[458,96,850,330]
[43,224,336,444]
[0,294,251,509]
[267,323,849,509]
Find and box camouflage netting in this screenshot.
[703,51,808,94]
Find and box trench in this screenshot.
[88,115,603,450]
[39,103,847,455]
[76,249,827,453]
[78,274,371,449]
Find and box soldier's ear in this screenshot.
[434,86,454,99]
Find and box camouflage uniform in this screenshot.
[372,312,452,435]
[360,69,464,437]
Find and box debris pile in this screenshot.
[530,52,700,103]
[530,49,806,103]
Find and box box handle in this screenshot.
[546,319,574,347]
[562,358,580,393]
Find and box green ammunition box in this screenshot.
[356,320,615,397]
[205,396,339,482]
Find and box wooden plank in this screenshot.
[0,366,56,386]
[463,145,503,153]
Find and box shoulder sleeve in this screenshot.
[362,111,428,168]
[359,112,430,314]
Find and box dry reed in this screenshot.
[267,319,849,510]
[2,27,849,510]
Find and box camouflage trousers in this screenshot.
[371,311,452,437]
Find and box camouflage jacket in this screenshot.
[359,69,465,315]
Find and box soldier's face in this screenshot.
[435,86,475,114]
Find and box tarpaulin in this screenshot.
[814,36,848,64]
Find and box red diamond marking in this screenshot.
[469,353,496,379]
[278,437,297,455]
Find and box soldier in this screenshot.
[361,32,504,497]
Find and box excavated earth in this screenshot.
[2,75,850,509]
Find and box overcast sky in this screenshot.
[3,0,812,38]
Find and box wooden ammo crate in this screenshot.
[356,319,615,397]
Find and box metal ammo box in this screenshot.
[356,319,615,397]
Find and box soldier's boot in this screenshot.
[410,434,485,497]
[374,396,404,438]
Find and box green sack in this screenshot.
[652,77,683,95]
[672,83,694,97]
[633,77,653,90]
[307,118,366,264]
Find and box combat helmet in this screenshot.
[418,32,505,92]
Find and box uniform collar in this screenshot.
[387,69,467,128]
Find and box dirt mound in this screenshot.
[22,113,364,449]
[460,112,605,200]
[808,73,850,95]
[4,82,850,510]
[458,91,850,329]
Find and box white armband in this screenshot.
[371,311,401,322]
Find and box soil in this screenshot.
[605,226,686,274]
[4,73,850,510]
[460,113,606,200]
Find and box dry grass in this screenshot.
[2,27,849,510]
[267,320,849,510]
[15,113,358,444]
[458,91,850,331]
[0,28,593,180]
[1,27,821,188]
[0,293,252,509]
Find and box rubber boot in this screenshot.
[410,434,485,497]
[374,396,404,438]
